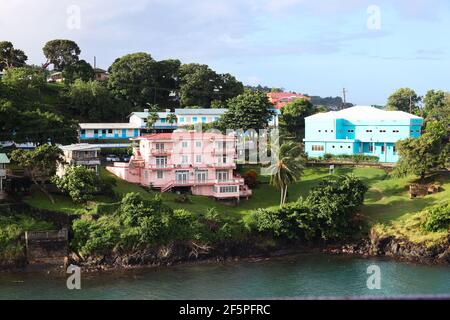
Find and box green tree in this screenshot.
[108,52,156,107]
[422,90,450,121]
[62,59,95,84]
[42,39,81,70]
[394,120,449,181]
[386,88,421,114]
[0,41,28,71]
[178,63,219,107]
[2,66,46,92]
[268,141,306,206]
[52,165,100,203]
[10,145,64,203]
[305,174,368,240]
[219,90,275,131]
[280,98,316,141]
[146,110,160,129]
[65,79,130,121]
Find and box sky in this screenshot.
[1,0,449,105]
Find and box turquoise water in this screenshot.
[1,254,449,299]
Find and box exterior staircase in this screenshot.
[161,180,174,193]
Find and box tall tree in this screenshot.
[42,39,81,70]
[146,111,160,129]
[108,52,156,107]
[280,98,316,141]
[386,88,421,114]
[178,63,219,107]
[10,145,64,203]
[394,120,449,181]
[216,73,244,103]
[268,141,306,206]
[0,41,28,71]
[166,112,177,124]
[219,90,275,131]
[63,59,95,83]
[422,90,450,122]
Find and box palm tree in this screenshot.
[146,111,159,130]
[268,141,305,206]
[166,112,177,125]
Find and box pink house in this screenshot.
[107,131,252,201]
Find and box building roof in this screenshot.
[59,144,101,151]
[174,108,227,115]
[305,106,423,121]
[130,108,227,119]
[79,123,140,129]
[0,153,10,164]
[136,131,235,141]
[267,92,310,109]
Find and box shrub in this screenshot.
[323,153,333,160]
[243,169,258,188]
[53,165,99,203]
[422,202,450,232]
[174,194,192,204]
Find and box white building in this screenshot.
[57,144,101,177]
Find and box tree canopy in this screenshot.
[219,90,275,131]
[0,41,28,71]
[280,98,316,141]
[386,88,421,114]
[42,39,81,71]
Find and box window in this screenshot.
[157,171,163,179]
[381,146,385,153]
[192,117,198,122]
[347,129,354,133]
[181,141,188,148]
[179,117,185,123]
[332,146,335,148]
[325,130,328,133]
[218,186,237,193]
[81,129,86,135]
[181,155,189,164]
[331,130,334,132]
[393,130,399,133]
[318,130,321,132]
[393,146,397,153]
[94,129,98,134]
[340,146,343,148]
[102,129,107,134]
[144,170,148,180]
[368,145,374,152]
[156,143,164,150]
[108,129,113,134]
[196,155,202,163]
[366,130,373,133]
[379,130,386,133]
[311,145,324,151]
[348,146,351,149]
[195,141,202,148]
[201,117,207,123]
[160,118,166,123]
[216,170,229,181]
[214,117,219,121]
[156,157,167,167]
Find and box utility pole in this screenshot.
[94,56,97,69]
[342,88,347,110]
[409,95,412,114]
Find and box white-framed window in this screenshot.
[181,141,188,148]
[144,170,148,180]
[156,157,167,167]
[157,171,163,179]
[214,185,237,193]
[156,142,164,150]
[195,141,202,148]
[181,155,189,164]
[196,155,202,163]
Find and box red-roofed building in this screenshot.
[267,92,310,109]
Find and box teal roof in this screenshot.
[0,153,10,164]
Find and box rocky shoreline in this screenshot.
[327,231,450,265]
[1,232,449,273]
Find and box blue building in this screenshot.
[304,106,423,163]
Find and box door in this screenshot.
[196,170,207,183]
[216,170,229,182]
[176,171,189,184]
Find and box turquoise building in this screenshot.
[304,106,423,163]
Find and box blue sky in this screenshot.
[1,0,449,105]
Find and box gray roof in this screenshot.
[59,144,101,151]
[174,108,227,115]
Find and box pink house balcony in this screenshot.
[211,148,236,155]
[150,149,172,156]
[207,163,236,169]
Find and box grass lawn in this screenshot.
[24,166,450,240]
